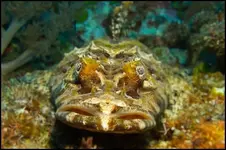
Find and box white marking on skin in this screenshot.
[116,90,121,94]
[100,102,116,115]
[95,70,105,86]
[83,120,87,125]
[113,73,126,87]
[124,120,132,129]
[150,100,160,114]
[100,115,110,131]
[134,57,140,61]
[83,97,101,104]
[113,99,127,107]
[66,112,78,123]
[83,94,127,108]
[108,59,114,65]
[90,41,99,50]
[133,119,146,130]
[142,80,156,89]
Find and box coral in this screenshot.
[104,1,179,42]
[183,1,219,22]
[148,66,223,149]
[188,20,225,65]
[106,1,170,41]
[1,108,54,149]
[192,72,225,93]
[191,120,225,149]
[1,2,52,55]
[209,86,225,102]
[191,72,225,109]
[137,8,180,38]
[163,75,192,120]
[138,12,167,37]
[2,111,41,148]
[187,7,225,67]
[157,69,224,149]
[171,1,191,12]
[162,22,190,48]
[134,1,171,16]
[1,2,82,75]
[138,35,166,49]
[170,48,188,65]
[1,2,51,75]
[154,79,225,149]
[199,21,225,56]
[1,71,55,148]
[151,47,177,65]
[157,120,225,149]
[137,10,181,48]
[110,1,134,40]
[189,10,218,32]
[188,34,203,65]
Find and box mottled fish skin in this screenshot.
[49,39,169,134]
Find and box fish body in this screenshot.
[49,38,169,133]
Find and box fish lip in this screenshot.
[56,104,155,133]
[56,104,98,116]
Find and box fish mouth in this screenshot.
[56,104,156,134]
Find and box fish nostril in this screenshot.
[78,87,92,94]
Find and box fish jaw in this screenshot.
[55,93,156,134]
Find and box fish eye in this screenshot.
[136,66,145,76]
[73,62,82,84]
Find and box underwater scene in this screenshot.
[1,1,225,149]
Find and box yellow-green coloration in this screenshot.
[210,87,225,97]
[1,73,55,148]
[192,62,210,75]
[91,39,150,56]
[64,66,77,83]
[193,62,205,75]
[192,72,225,93]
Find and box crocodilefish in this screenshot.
[49,38,169,134]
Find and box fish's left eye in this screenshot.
[136,66,145,77]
